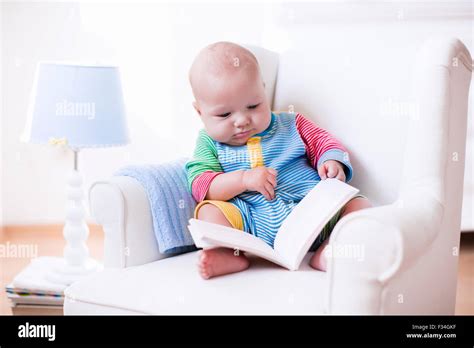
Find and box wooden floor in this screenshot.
[0,225,104,316]
[0,225,473,315]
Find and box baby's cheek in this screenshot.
[207,125,229,143]
[257,111,271,130]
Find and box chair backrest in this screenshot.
[271,37,472,206]
[243,45,279,110]
[248,38,471,314]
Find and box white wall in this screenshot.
[266,1,474,229]
[1,1,473,228]
[1,1,269,225]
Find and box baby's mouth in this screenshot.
[234,129,253,139]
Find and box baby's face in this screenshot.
[193,69,271,146]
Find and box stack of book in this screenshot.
[6,256,68,315]
[6,284,63,315]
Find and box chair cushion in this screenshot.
[64,251,327,315]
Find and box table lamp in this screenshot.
[21,62,129,286]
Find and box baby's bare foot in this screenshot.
[309,250,327,271]
[310,238,330,271]
[197,248,250,279]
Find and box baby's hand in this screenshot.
[242,167,278,201]
[317,160,346,182]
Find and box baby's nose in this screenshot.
[234,113,250,127]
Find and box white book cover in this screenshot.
[188,178,359,270]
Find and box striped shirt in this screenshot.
[185,111,353,247]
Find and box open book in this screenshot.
[188,178,359,271]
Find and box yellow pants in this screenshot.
[194,200,244,231]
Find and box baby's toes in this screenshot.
[199,250,209,266]
[198,262,211,279]
[200,268,210,279]
[197,251,212,279]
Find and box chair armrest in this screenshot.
[327,191,443,314]
[327,37,471,314]
[89,176,176,268]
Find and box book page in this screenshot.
[188,219,289,269]
[188,219,220,250]
[274,179,359,270]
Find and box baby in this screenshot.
[186,41,372,279]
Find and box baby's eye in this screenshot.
[216,112,231,118]
[247,103,260,109]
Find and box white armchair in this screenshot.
[64,37,472,315]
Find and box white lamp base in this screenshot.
[45,257,103,286]
[17,152,103,289]
[53,165,101,286]
[11,256,103,294]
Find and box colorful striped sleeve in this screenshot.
[295,113,353,182]
[185,129,224,202]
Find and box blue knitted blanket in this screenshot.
[115,158,197,254]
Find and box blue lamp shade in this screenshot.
[21,62,129,149]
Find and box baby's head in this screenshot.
[189,41,271,146]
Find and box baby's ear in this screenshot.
[192,101,201,116]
